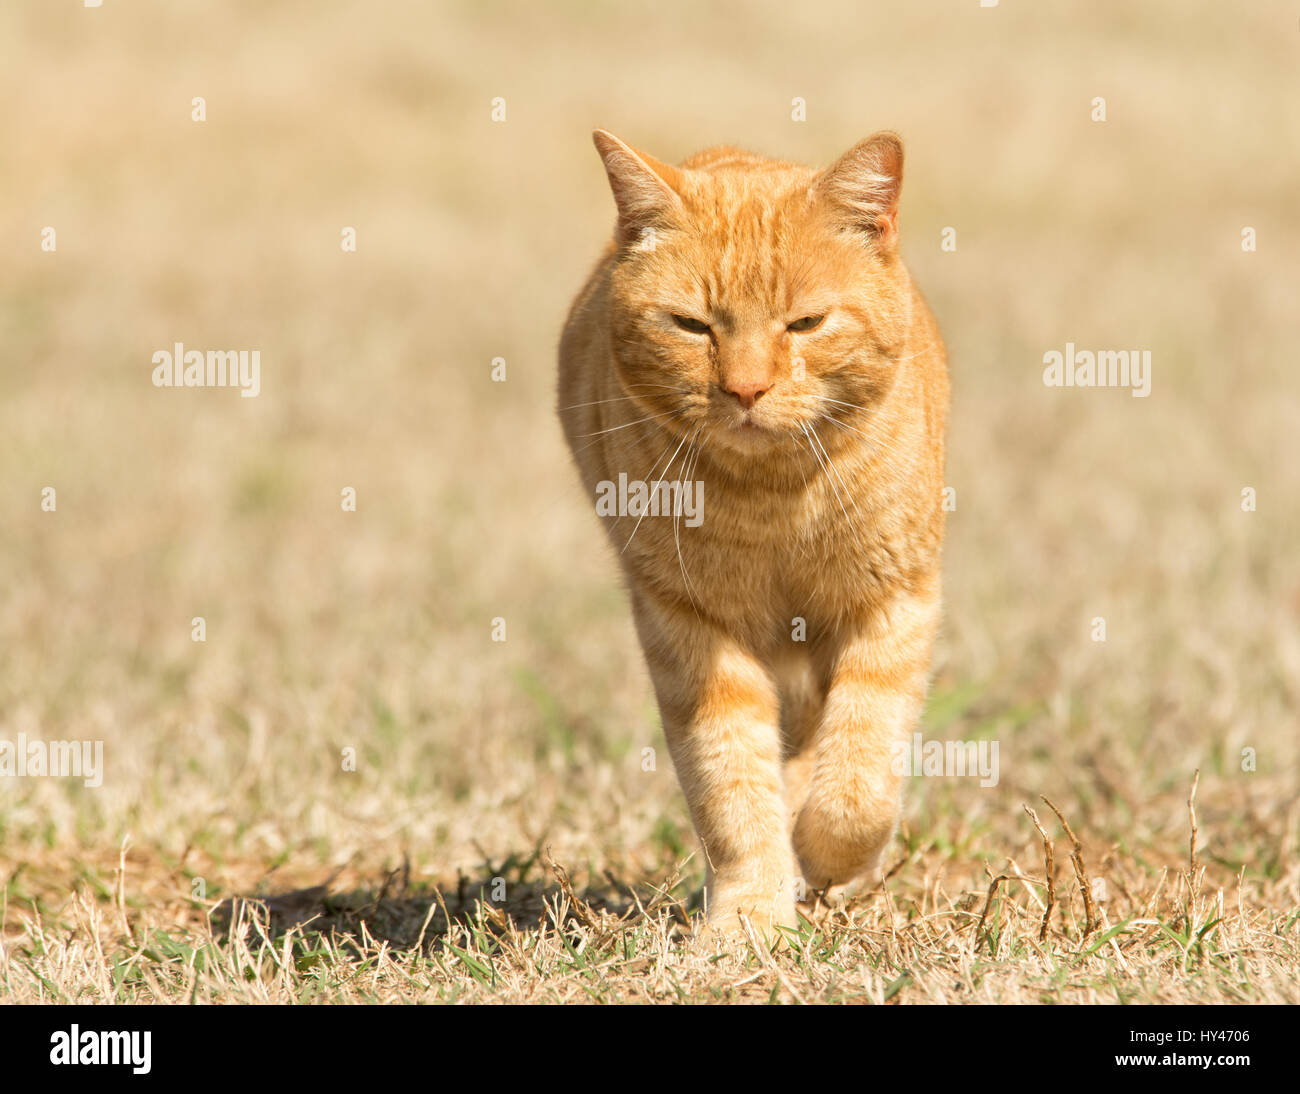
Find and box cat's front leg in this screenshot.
[631,594,797,937]
[793,587,940,894]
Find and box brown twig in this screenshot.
[1182,768,1204,931]
[431,883,453,939]
[642,856,694,928]
[1023,804,1056,942]
[541,846,603,931]
[1043,796,1099,937]
[115,836,134,944]
[975,871,1010,941]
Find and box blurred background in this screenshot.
[1,0,1296,941]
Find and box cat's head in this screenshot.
[594,130,914,460]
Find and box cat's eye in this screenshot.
[787,315,825,332]
[672,314,712,334]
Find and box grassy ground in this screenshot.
[1,0,1297,1003]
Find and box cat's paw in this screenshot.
[696,894,798,951]
[793,813,891,897]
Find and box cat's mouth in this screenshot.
[713,408,784,453]
[727,411,774,436]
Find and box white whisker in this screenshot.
[673,426,704,614]
[808,420,860,518]
[621,425,694,554]
[560,392,676,412]
[801,421,850,524]
[578,409,682,438]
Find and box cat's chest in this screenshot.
[620,473,896,624]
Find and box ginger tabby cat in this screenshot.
[558,130,948,937]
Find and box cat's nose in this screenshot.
[723,379,771,410]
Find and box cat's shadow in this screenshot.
[208,852,692,951]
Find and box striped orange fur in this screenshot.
[558,130,948,936]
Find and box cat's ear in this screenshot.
[592,130,684,247]
[815,132,904,247]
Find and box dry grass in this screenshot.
[1,0,1297,1004]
